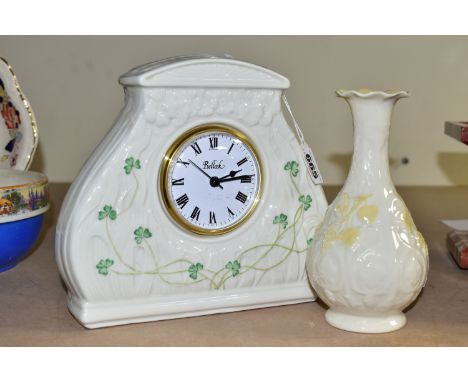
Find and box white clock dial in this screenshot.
[162,126,262,234]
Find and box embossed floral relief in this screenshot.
[143,88,280,128]
[321,193,379,252]
[398,202,428,257]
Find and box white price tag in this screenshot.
[282,94,323,185]
[301,141,323,184]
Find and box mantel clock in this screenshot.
[55,56,327,328]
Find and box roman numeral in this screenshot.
[177,159,190,168]
[190,142,202,155]
[227,143,234,155]
[240,175,253,183]
[190,206,200,221]
[227,207,235,217]
[172,178,184,186]
[237,157,247,167]
[209,211,216,224]
[235,191,247,204]
[176,193,189,209]
[209,137,218,150]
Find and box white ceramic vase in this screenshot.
[306,89,429,333]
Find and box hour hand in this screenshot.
[219,169,242,181]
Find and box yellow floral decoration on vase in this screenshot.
[321,193,379,252]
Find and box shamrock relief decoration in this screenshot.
[225,260,241,277]
[284,160,299,177]
[124,157,141,175]
[98,205,117,221]
[134,227,152,245]
[273,213,288,229]
[299,194,312,211]
[188,263,204,280]
[96,259,114,276]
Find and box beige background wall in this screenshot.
[1,36,467,185]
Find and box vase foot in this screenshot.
[325,310,406,333]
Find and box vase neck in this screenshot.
[345,97,396,188]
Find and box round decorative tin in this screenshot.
[0,169,49,223]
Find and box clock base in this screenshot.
[67,281,316,329]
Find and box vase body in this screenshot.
[306,89,429,333]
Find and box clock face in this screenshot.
[161,125,262,235]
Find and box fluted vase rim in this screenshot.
[336,88,410,99]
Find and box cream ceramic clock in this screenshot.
[55,56,327,328]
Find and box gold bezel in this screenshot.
[160,123,263,236]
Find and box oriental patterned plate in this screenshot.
[0,58,38,170]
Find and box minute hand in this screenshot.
[218,175,253,183]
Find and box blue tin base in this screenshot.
[0,214,44,272]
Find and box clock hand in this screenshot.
[218,169,242,181]
[188,159,211,179]
[188,159,224,189]
[218,175,254,184]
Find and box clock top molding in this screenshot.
[119,55,290,89]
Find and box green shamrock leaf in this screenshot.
[96,258,114,276]
[188,263,204,280]
[299,194,312,211]
[273,213,288,229]
[98,205,117,221]
[284,161,299,177]
[225,260,241,277]
[124,157,141,175]
[134,226,152,245]
[307,238,313,246]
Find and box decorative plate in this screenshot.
[0,58,38,170]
